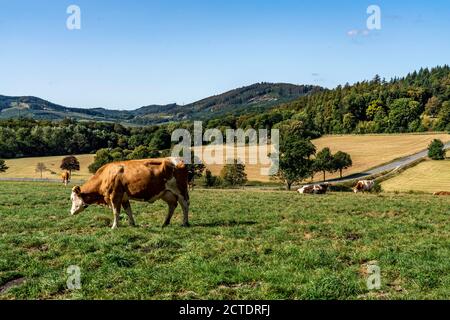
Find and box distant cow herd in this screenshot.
[62,157,449,229]
[298,179,376,195]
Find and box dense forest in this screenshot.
[230,65,450,134]
[1,66,449,159]
[0,119,173,158]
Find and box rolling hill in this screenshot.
[0,83,322,125]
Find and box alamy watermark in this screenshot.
[66,265,81,290]
[171,121,279,176]
[66,5,81,30]
[366,264,381,290]
[367,5,381,30]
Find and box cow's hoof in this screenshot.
[181,222,190,227]
[161,223,169,228]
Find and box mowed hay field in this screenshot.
[2,154,94,180]
[199,133,450,182]
[382,159,450,193]
[0,181,449,299]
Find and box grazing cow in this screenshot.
[69,157,190,229]
[61,171,70,186]
[433,191,450,196]
[353,180,375,193]
[298,183,329,194]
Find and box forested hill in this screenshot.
[229,65,450,134]
[0,83,321,124]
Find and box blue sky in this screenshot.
[0,0,449,109]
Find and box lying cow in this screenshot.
[70,157,190,229]
[433,191,450,196]
[314,183,329,194]
[353,180,375,193]
[61,171,70,186]
[298,183,329,194]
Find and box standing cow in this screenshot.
[353,180,375,193]
[61,171,70,186]
[69,157,190,229]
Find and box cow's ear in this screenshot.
[72,186,81,195]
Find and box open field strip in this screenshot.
[381,159,450,193]
[2,154,95,180]
[0,182,449,299]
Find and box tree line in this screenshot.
[194,65,450,135]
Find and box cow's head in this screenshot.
[70,186,88,215]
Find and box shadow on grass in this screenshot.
[194,220,257,228]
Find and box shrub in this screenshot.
[371,181,383,193]
[428,139,445,160]
[220,159,247,187]
[203,169,222,188]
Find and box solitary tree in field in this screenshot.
[314,147,335,181]
[0,160,8,173]
[428,139,446,160]
[35,162,48,179]
[60,156,80,175]
[332,151,353,178]
[273,137,316,190]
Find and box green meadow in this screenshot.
[0,181,449,299]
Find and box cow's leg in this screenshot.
[111,192,123,229]
[161,191,178,227]
[111,205,121,229]
[122,200,136,226]
[178,196,190,227]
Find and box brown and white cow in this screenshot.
[298,185,315,194]
[314,183,329,194]
[433,191,450,196]
[298,183,329,194]
[69,157,190,229]
[61,171,70,186]
[353,180,375,193]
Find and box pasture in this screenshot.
[382,159,450,193]
[0,181,448,299]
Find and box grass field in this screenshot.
[382,159,450,193]
[2,154,94,180]
[0,181,449,299]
